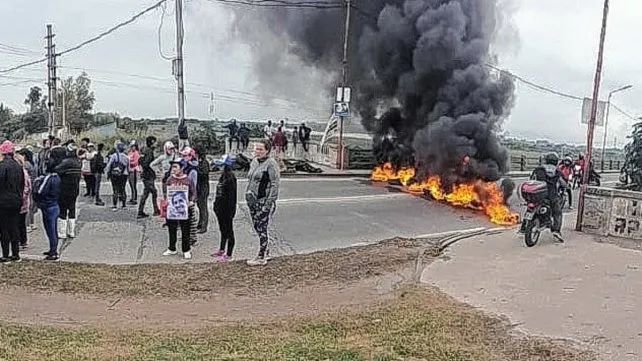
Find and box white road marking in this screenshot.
[238,193,409,206]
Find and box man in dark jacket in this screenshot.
[225,119,240,152]
[238,123,250,151]
[213,155,237,261]
[0,141,25,262]
[138,136,160,219]
[55,143,82,240]
[195,147,210,233]
[299,123,311,153]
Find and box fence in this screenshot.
[508,154,624,172]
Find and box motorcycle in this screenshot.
[571,165,601,188]
[519,180,554,247]
[572,164,583,189]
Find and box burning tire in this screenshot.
[523,218,541,248]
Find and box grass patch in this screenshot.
[0,287,594,361]
[0,238,428,298]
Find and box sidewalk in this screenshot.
[421,216,642,361]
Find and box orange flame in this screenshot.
[371,163,519,226]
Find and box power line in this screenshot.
[0,42,40,55]
[157,1,175,60]
[203,0,343,9]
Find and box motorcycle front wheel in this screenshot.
[523,217,541,248]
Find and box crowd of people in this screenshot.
[0,134,281,266]
[225,119,312,161]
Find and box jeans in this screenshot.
[41,205,60,256]
[167,219,191,253]
[128,170,139,201]
[94,173,103,201]
[138,178,159,215]
[0,207,21,259]
[111,175,128,207]
[215,212,235,257]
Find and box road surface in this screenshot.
[22,173,620,264]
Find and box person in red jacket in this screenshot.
[272,126,286,161]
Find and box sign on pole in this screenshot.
[333,102,350,117]
[581,97,607,126]
[336,87,351,103]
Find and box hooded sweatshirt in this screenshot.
[54,153,82,199]
[245,157,280,208]
[0,156,25,210]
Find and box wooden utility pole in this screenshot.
[174,0,188,148]
[46,24,57,135]
[337,0,351,170]
[576,0,610,231]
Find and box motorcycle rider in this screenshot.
[531,152,566,242]
[557,156,573,210]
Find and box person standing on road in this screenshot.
[162,160,196,260]
[0,141,25,263]
[291,126,300,158]
[299,123,311,155]
[180,147,199,245]
[80,143,96,198]
[151,141,179,192]
[17,148,38,232]
[91,144,107,206]
[34,164,61,261]
[557,156,574,210]
[272,127,286,162]
[225,119,240,152]
[212,155,237,262]
[138,136,160,219]
[238,123,250,152]
[263,120,274,140]
[195,147,210,233]
[55,143,82,240]
[106,142,130,211]
[128,141,141,205]
[245,139,280,266]
[15,152,32,250]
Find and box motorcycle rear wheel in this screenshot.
[524,217,541,248]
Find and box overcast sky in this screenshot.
[1,0,641,146]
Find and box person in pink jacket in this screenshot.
[128,141,141,205]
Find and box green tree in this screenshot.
[0,104,22,139]
[22,86,48,134]
[60,72,95,134]
[623,122,642,190]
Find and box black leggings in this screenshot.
[18,213,27,246]
[84,174,96,196]
[111,175,128,207]
[59,196,77,219]
[215,212,235,257]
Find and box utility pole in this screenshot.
[337,0,351,170]
[576,0,610,231]
[174,0,188,148]
[46,24,57,135]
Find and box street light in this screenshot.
[601,84,633,170]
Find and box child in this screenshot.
[212,155,237,262]
[162,161,196,260]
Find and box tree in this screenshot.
[0,104,22,139]
[24,86,43,112]
[60,72,95,134]
[622,122,642,190]
[22,86,48,134]
[91,112,121,127]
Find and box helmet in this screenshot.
[116,142,126,153]
[563,156,573,165]
[544,152,559,165]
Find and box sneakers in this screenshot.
[137,213,149,219]
[162,249,178,256]
[183,251,192,260]
[111,207,118,212]
[95,200,105,206]
[44,254,59,261]
[9,256,21,263]
[247,257,267,266]
[552,231,565,243]
[212,250,225,258]
[0,258,10,264]
[217,254,231,263]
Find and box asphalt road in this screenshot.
[21,173,621,264]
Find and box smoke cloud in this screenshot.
[232,0,515,185]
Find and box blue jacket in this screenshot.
[35,174,61,208]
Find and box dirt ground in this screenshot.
[0,237,595,361]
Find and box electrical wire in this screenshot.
[158,1,175,60]
[0,42,40,55]
[203,0,342,9]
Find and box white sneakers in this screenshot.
[162,249,192,260]
[162,249,177,256]
[247,257,267,266]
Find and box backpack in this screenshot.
[109,154,127,177]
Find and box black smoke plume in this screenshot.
[232,0,515,185]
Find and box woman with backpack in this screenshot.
[106,142,130,211]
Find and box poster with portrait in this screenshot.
[167,185,189,220]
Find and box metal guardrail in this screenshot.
[508,155,624,172]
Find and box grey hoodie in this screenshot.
[245,157,280,208]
